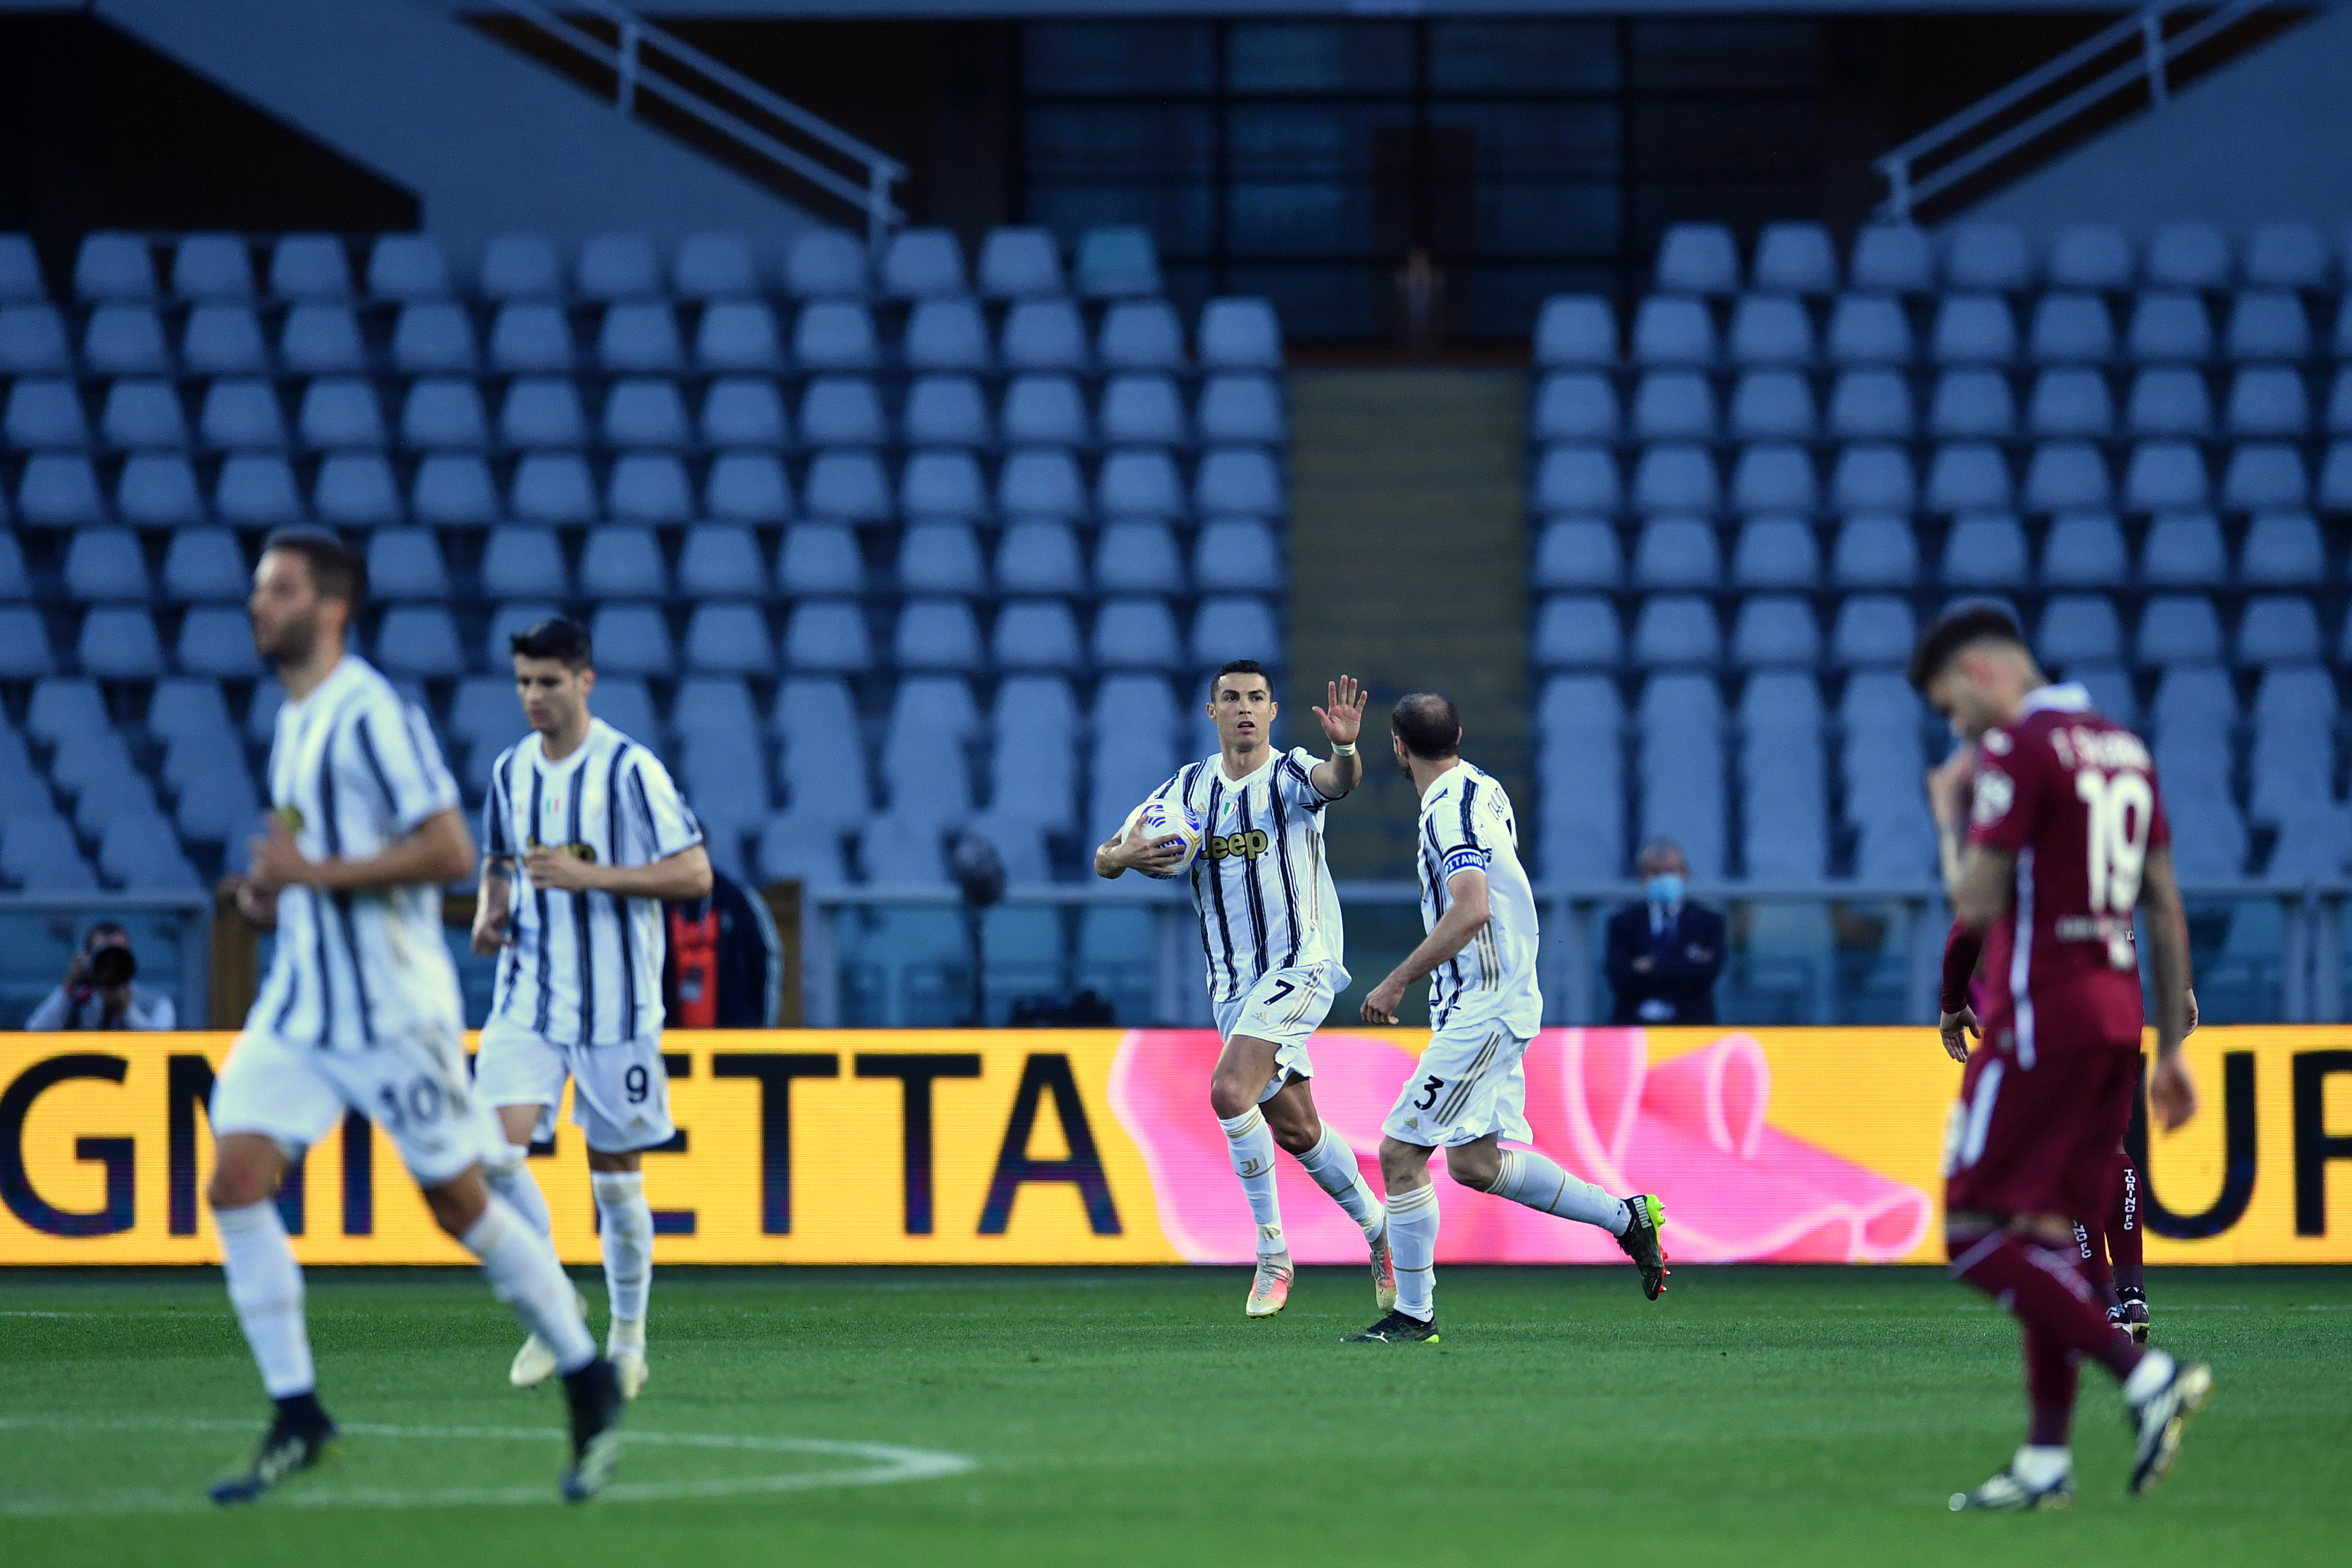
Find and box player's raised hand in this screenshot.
[1936,1004,1978,1064]
[1924,742,1975,830]
[2151,1050,2199,1131]
[1313,675,1366,746]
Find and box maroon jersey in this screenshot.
[1965,684,2170,1060]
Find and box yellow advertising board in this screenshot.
[2,1026,2348,1265]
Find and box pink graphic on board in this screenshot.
[1107,1028,1931,1265]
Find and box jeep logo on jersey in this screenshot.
[1206,830,1271,861]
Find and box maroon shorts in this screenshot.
[1942,1041,2140,1223]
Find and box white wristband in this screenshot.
[1331,742,1356,757]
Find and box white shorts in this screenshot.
[474,1015,676,1155]
[210,1023,502,1188]
[1381,1016,1533,1149]
[1213,962,1342,1106]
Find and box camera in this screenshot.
[89,946,136,989]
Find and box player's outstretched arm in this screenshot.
[1362,868,1489,1023]
[523,842,713,900]
[1308,675,1366,800]
[2139,843,2199,1130]
[249,807,476,894]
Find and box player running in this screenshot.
[1910,607,2212,1511]
[1930,732,2188,1347]
[470,618,713,1400]
[206,530,622,1505]
[1094,660,1390,1318]
[1347,694,1666,1343]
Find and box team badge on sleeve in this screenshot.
[1971,769,2015,825]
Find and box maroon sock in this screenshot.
[2108,1160,2145,1294]
[2023,1321,2079,1446]
[2074,1219,2118,1309]
[1952,1231,2145,1382]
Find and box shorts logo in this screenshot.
[1206,830,1271,862]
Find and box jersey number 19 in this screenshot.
[2075,769,2153,969]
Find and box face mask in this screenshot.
[1646,874,1684,906]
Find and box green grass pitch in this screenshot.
[4,1265,2348,1567]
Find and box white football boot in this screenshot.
[509,1289,589,1389]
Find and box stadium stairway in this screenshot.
[1288,369,1530,881]
[94,0,823,253]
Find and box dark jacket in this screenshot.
[1604,899,1726,1024]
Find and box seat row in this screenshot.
[0,294,1285,380]
[1532,590,2352,671]
[4,371,1288,452]
[1530,438,2352,516]
[14,226,1161,308]
[1534,292,2352,371]
[5,443,1288,528]
[1534,365,2352,443]
[1649,219,2347,298]
[10,516,1282,604]
[0,593,1285,682]
[1535,510,2329,592]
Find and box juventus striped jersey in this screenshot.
[248,655,466,1050]
[1150,746,1346,1002]
[1417,761,1542,1035]
[483,719,704,1046]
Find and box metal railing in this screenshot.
[1875,0,2273,222]
[484,0,908,244]
[805,881,2352,1031]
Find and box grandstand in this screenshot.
[0,226,1289,918]
[1530,217,2351,904]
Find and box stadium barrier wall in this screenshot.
[2,1027,2348,1266]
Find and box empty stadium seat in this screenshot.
[1097,449,1183,517]
[1727,296,1813,363]
[392,301,476,372]
[673,234,757,300]
[299,378,386,447]
[801,450,889,520]
[786,231,868,298]
[1193,517,1280,593]
[1631,297,1716,365]
[2022,443,2112,512]
[1533,297,1615,366]
[2240,509,2326,584]
[1001,299,1087,370]
[1534,447,1621,514]
[702,377,788,447]
[1727,370,1814,440]
[499,378,587,448]
[779,524,865,595]
[214,454,302,524]
[1830,446,1916,511]
[2124,441,2210,511]
[479,234,561,299]
[1100,300,1185,369]
[992,600,1084,669]
[110,453,197,525]
[576,233,659,300]
[1536,518,1621,589]
[785,600,872,670]
[580,527,670,599]
[684,602,775,674]
[1850,225,1934,293]
[2046,224,2132,289]
[589,603,677,676]
[2244,222,2327,288]
[1655,223,1739,294]
[696,299,783,371]
[488,302,574,372]
[0,304,70,374]
[2134,595,2223,664]
[903,375,989,446]
[977,227,1063,299]
[1943,223,2029,291]
[1631,595,1720,665]
[1096,521,1183,592]
[2028,293,2114,362]
[1632,371,1715,439]
[480,526,569,600]
[1633,515,1721,588]
[1829,595,1916,664]
[2128,293,2212,360]
[2237,595,2322,664]
[2040,512,2127,587]
[1190,596,1279,668]
[1730,515,1817,588]
[6,379,87,447]
[1730,596,1819,665]
[1930,369,2015,438]
[1941,513,2028,586]
[898,521,985,594]
[1826,294,1911,363]
[997,521,1082,594]
[2140,511,2226,584]
[508,452,596,523]
[902,449,987,518]
[1092,597,1183,669]
[1930,295,2016,363]
[678,526,766,600]
[1751,222,1837,294]
[1925,445,2012,512]
[2225,366,2308,436]
[2223,445,2308,511]
[279,304,365,373]
[1103,374,1188,444]
[1632,446,1719,513]
[374,604,465,677]
[795,301,878,370]
[1197,298,1282,369]
[182,305,267,374]
[1827,369,1911,439]
[367,528,449,599]
[314,452,402,526]
[905,298,989,371]
[1196,374,1281,443]
[708,450,796,523]
[101,379,189,448]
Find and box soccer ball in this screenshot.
[1124,797,1202,880]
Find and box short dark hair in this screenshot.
[510,616,593,671]
[260,527,365,606]
[83,921,128,952]
[1907,604,2027,694]
[1390,692,1461,760]
[1211,658,1271,697]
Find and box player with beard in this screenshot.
[205,529,622,1504]
[1912,607,2211,1510]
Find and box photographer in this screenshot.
[26,922,177,1032]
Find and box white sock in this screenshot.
[462,1192,597,1374]
[484,1147,551,1238]
[1493,1149,1630,1235]
[215,1200,316,1398]
[2013,1445,2072,1486]
[1218,1107,1286,1257]
[1295,1124,1385,1240]
[590,1170,653,1332]
[1387,1183,1440,1322]
[2122,1349,2176,1405]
